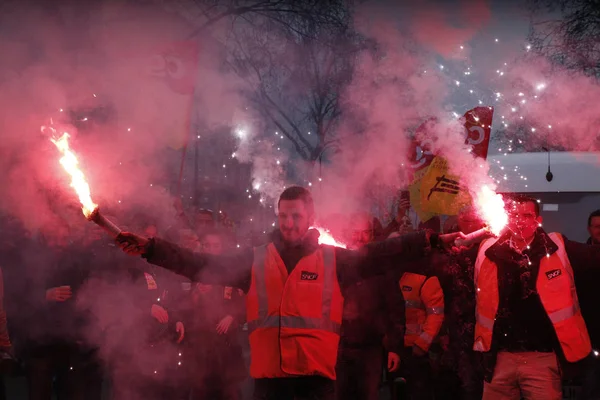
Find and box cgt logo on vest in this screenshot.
[545,269,562,281]
[402,285,413,292]
[301,271,319,281]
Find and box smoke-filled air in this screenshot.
[0,0,600,399]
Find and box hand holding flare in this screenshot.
[48,128,122,239]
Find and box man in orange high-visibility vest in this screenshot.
[396,268,444,400]
[116,186,462,400]
[473,194,600,400]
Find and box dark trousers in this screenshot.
[335,345,382,400]
[580,353,600,400]
[434,350,482,400]
[183,333,246,400]
[253,377,335,400]
[26,343,102,400]
[389,347,433,400]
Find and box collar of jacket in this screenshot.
[586,237,600,245]
[485,228,559,265]
[270,228,321,253]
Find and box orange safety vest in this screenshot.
[400,272,444,351]
[474,232,591,362]
[246,243,344,379]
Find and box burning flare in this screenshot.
[474,185,508,236]
[47,126,122,238]
[312,226,347,248]
[50,132,97,217]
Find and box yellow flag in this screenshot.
[408,168,438,222]
[419,156,471,216]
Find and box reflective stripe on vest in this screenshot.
[250,245,336,332]
[248,315,341,333]
[254,245,268,321]
[427,306,444,315]
[406,323,422,335]
[476,313,494,331]
[419,332,434,345]
[548,304,579,324]
[405,299,422,308]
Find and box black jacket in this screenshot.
[480,229,600,382]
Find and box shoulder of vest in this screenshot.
[547,232,563,243]
[477,237,497,253]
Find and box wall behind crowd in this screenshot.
[528,192,599,242]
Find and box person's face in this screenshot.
[179,229,200,251]
[349,218,373,249]
[201,234,223,256]
[588,216,600,243]
[507,201,542,241]
[278,199,313,245]
[195,213,214,229]
[458,212,485,235]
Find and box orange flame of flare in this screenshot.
[312,226,347,248]
[50,132,97,218]
[474,185,508,236]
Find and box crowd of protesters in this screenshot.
[0,187,599,400]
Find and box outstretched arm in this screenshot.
[119,233,254,292]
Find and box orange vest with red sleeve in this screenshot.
[246,243,344,379]
[400,272,444,351]
[473,232,591,362]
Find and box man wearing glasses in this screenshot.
[473,194,600,400]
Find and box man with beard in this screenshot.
[115,186,462,400]
[335,213,403,400]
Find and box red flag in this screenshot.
[150,41,199,95]
[463,106,493,160]
[146,41,199,150]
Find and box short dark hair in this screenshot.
[503,193,540,217]
[278,186,314,216]
[588,210,600,227]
